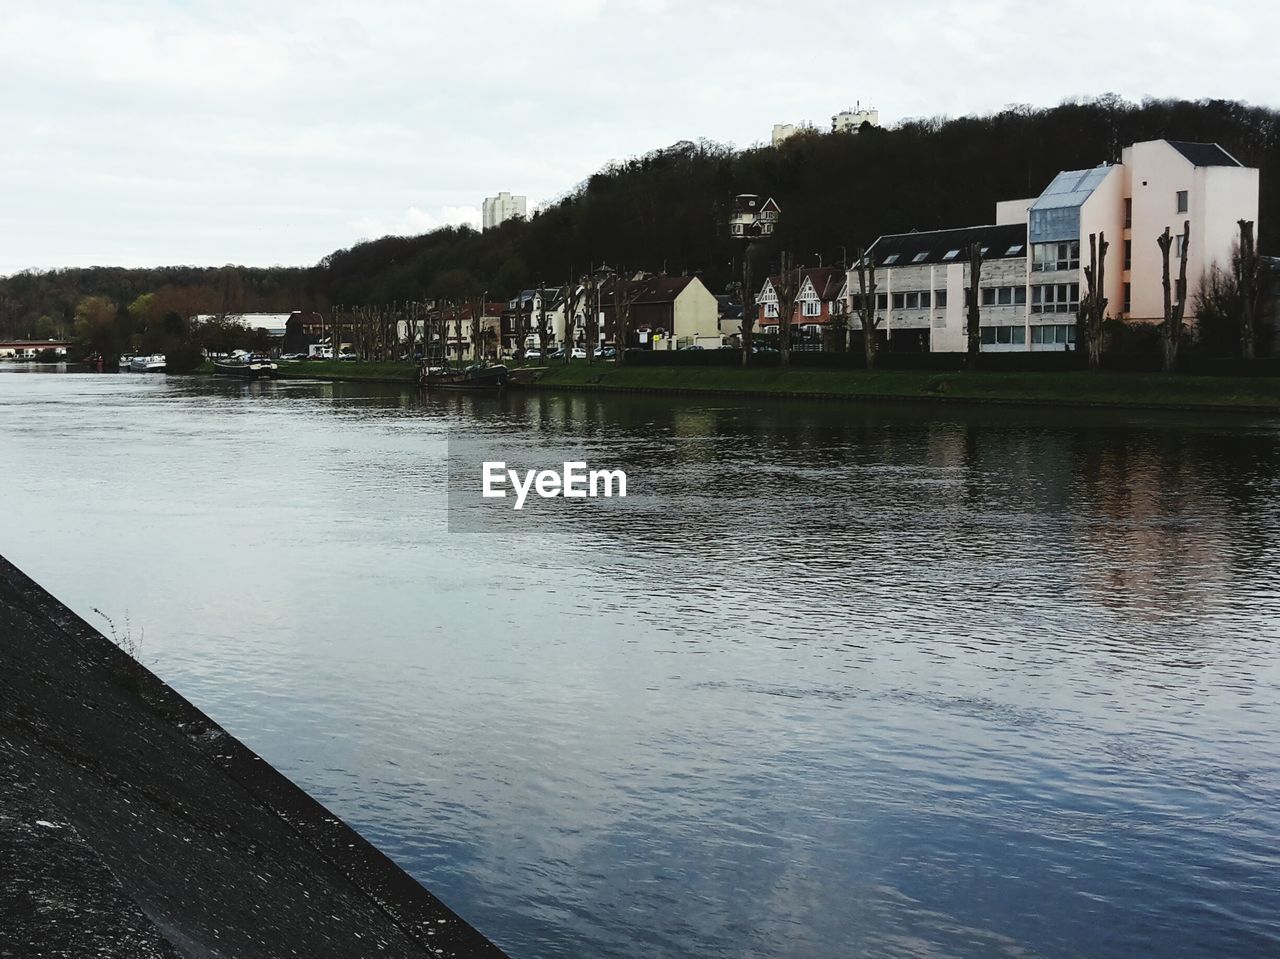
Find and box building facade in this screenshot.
[729,195,779,239]
[482,192,527,231]
[845,139,1260,353]
[832,106,879,133]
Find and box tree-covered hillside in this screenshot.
[2,96,1276,340]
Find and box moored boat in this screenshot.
[213,354,279,379]
[420,363,508,390]
[128,354,166,372]
[118,354,133,371]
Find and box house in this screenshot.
[832,105,879,133]
[716,295,745,342]
[755,268,848,347]
[729,194,780,239]
[845,139,1260,353]
[599,275,720,349]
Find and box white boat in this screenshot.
[213,353,278,379]
[118,354,133,371]
[128,354,166,373]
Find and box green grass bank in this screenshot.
[521,363,1280,412]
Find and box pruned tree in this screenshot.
[536,285,552,359]
[967,241,983,357]
[611,277,640,366]
[1235,219,1263,361]
[773,253,802,367]
[513,295,530,363]
[739,248,757,367]
[470,297,483,362]
[854,247,880,369]
[1078,231,1109,370]
[1157,220,1190,372]
[561,273,577,364]
[583,274,599,364]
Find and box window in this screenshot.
[920,291,931,309]
[1032,241,1080,272]
[760,209,777,222]
[1031,283,1080,314]
[764,303,778,318]
[1005,244,1024,256]
[1124,239,1132,270]
[1030,324,1077,345]
[892,293,905,309]
[731,223,743,235]
[981,286,1022,307]
[980,327,1023,345]
[912,251,929,263]
[1176,190,1188,214]
[1175,234,1186,258]
[935,289,948,308]
[901,291,931,309]
[802,300,821,317]
[943,249,960,261]
[1123,282,1131,314]
[1124,197,1132,228]
[876,293,888,310]
[884,254,899,265]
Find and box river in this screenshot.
[2,367,1278,958]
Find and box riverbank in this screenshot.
[519,363,1280,411]
[0,554,506,958]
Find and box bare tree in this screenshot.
[470,297,483,363]
[967,241,983,357]
[1078,231,1109,370]
[611,277,639,366]
[562,273,577,364]
[773,253,802,367]
[740,247,757,367]
[535,285,552,359]
[583,274,599,364]
[1235,219,1263,361]
[1157,220,1190,372]
[854,247,881,370]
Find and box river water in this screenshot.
[2,368,1279,958]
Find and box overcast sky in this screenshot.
[1,0,1276,275]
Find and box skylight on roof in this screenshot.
[912,251,929,263]
[883,254,899,265]
[943,249,960,260]
[1005,244,1024,256]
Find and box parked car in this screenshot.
[678,344,705,351]
[548,349,565,359]
[279,352,306,361]
[524,349,542,360]
[570,347,588,359]
[594,346,617,359]
[338,352,360,362]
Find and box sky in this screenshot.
[1,0,1278,275]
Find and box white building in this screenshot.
[482,192,527,230]
[846,139,1260,352]
[192,313,292,338]
[729,194,779,239]
[772,122,815,147]
[832,106,879,133]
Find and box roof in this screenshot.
[764,267,845,300]
[865,223,1027,268]
[1167,140,1243,167]
[1031,166,1113,212]
[598,274,702,305]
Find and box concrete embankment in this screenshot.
[0,555,507,959]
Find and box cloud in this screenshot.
[348,205,483,241]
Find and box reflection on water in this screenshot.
[2,371,1279,958]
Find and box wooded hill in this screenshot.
[2,95,1276,341]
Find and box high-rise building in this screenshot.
[482,192,527,230]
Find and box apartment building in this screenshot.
[482,192,527,230]
[846,139,1260,352]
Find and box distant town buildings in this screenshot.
[482,192,527,230]
[832,104,880,133]
[836,138,1260,353]
[773,103,880,145]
